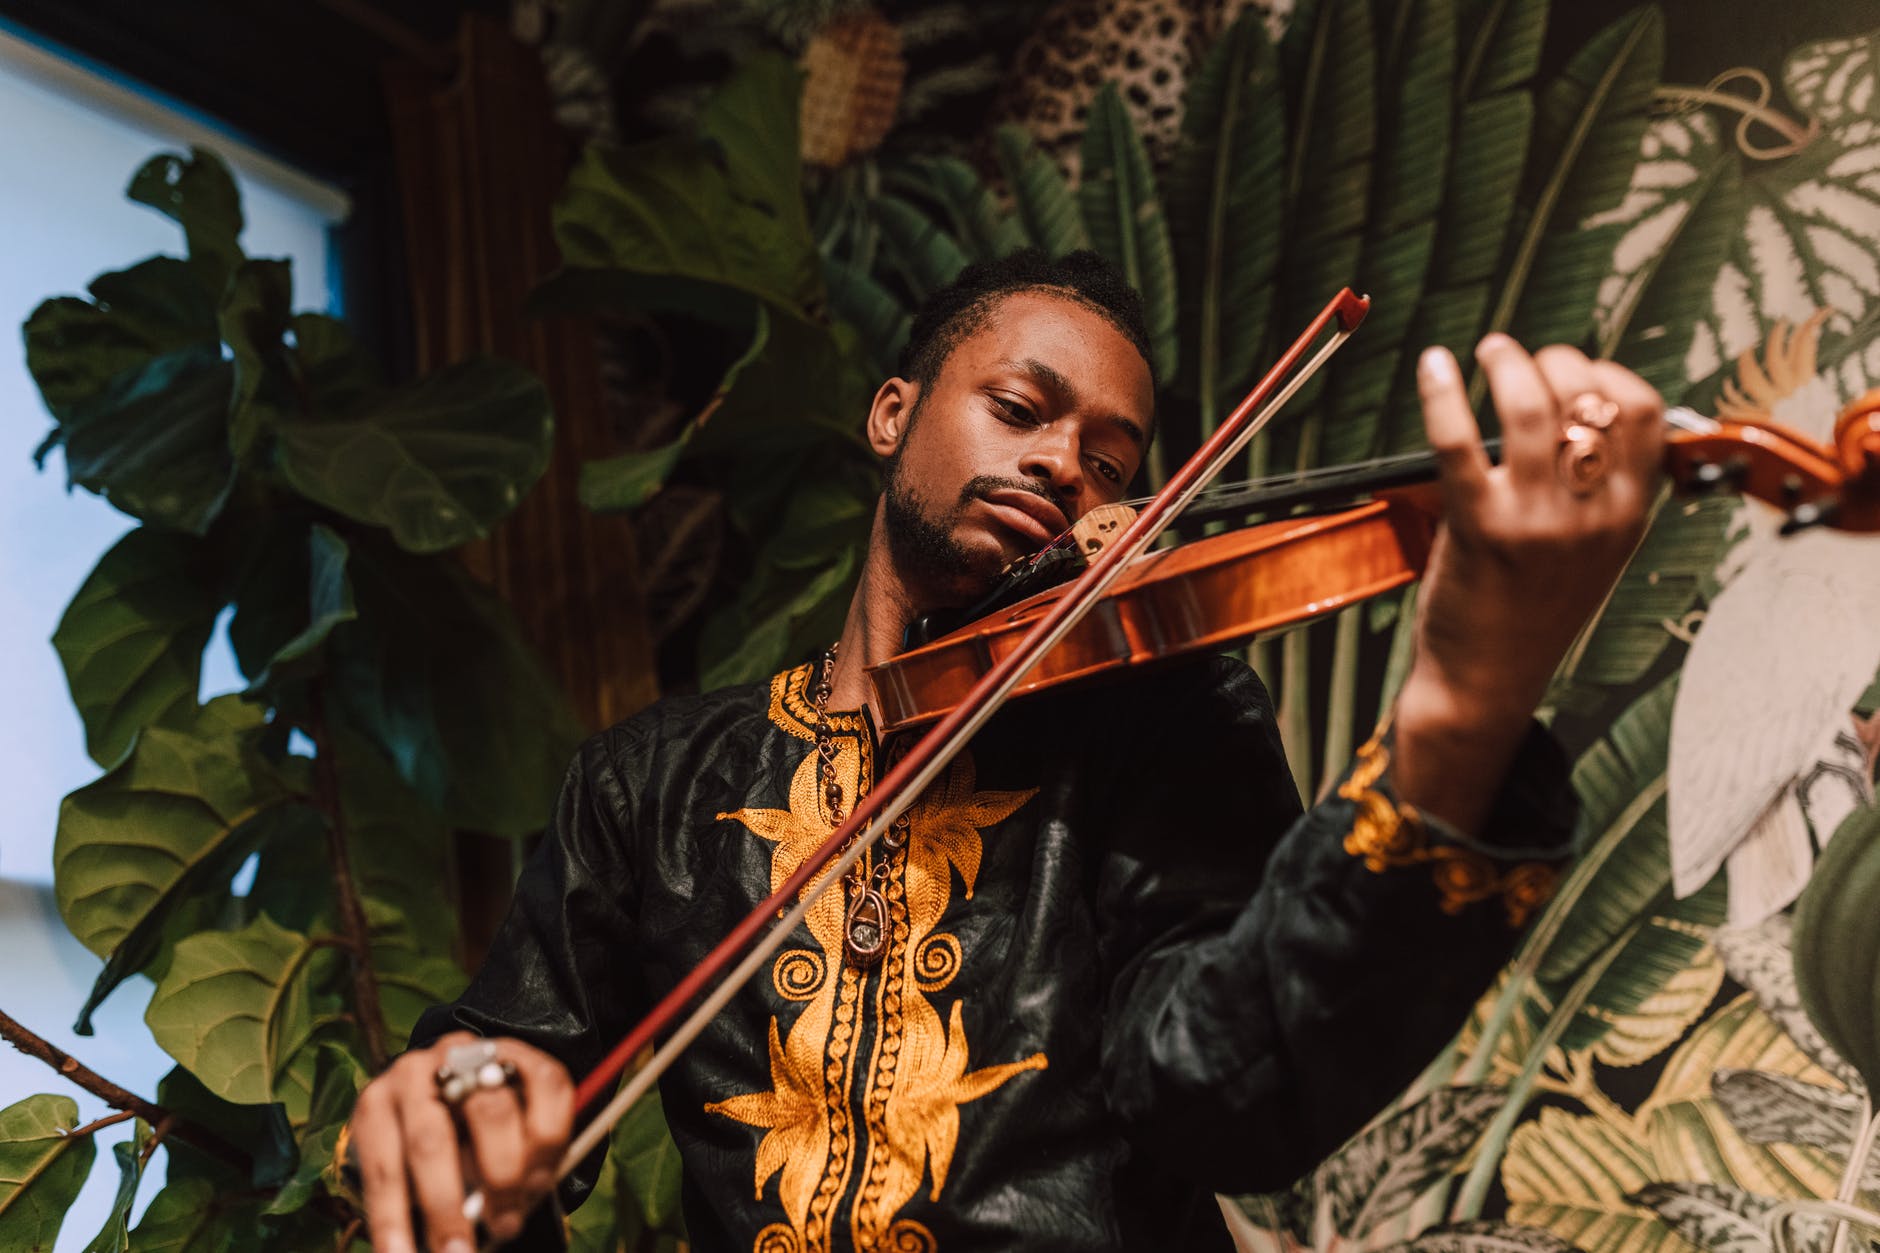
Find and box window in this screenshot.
[0,22,348,1246]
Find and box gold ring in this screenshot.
[1557,424,1610,496]
[1565,391,1620,431]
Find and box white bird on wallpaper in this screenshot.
[1668,311,1880,925]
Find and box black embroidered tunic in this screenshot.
[414,654,1575,1252]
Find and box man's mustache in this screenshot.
[958,475,1066,515]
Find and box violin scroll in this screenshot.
[1663,390,1880,535]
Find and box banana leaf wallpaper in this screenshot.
[4,0,1880,1250]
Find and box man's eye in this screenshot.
[1091,458,1123,484]
[992,396,1037,424]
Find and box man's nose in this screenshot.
[1019,432,1083,505]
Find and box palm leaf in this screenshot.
[1078,84,1178,382]
[1165,10,1285,431]
[873,194,972,305]
[994,124,1090,257]
[883,154,1027,262]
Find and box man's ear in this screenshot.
[866,377,918,458]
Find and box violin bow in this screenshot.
[532,287,1373,1196]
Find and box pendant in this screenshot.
[843,884,888,968]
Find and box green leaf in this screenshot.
[127,148,245,286]
[144,913,350,1122]
[1499,7,1664,351]
[1457,0,1547,99]
[55,695,317,1032]
[873,195,972,305]
[1274,0,1376,426]
[328,538,584,837]
[0,1094,96,1251]
[23,257,219,421]
[217,258,294,463]
[700,543,859,691]
[1321,0,1455,466]
[36,345,238,534]
[365,902,468,1049]
[1079,85,1178,383]
[1315,1085,1506,1236]
[581,435,694,515]
[242,524,357,694]
[274,346,554,554]
[994,125,1090,257]
[1503,1106,1682,1253]
[823,255,913,378]
[883,155,1027,262]
[81,1120,147,1253]
[53,526,222,769]
[265,1046,366,1216]
[1538,674,1679,983]
[699,52,821,313]
[1165,9,1286,428]
[613,1086,685,1232]
[155,1065,297,1190]
[1792,801,1880,1095]
[1631,1182,1833,1253]
[126,1177,276,1253]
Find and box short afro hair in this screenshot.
[896,248,1159,397]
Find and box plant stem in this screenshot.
[1830,1101,1880,1253]
[0,1005,243,1170]
[1317,607,1361,798]
[306,685,390,1073]
[70,1109,136,1139]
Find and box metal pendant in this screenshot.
[843,884,888,968]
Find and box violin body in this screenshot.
[870,488,1441,732]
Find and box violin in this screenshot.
[870,391,1880,732]
[524,289,1880,1209]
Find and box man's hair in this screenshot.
[896,248,1159,398]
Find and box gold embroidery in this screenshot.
[1338,724,1561,927]
[714,664,1047,1252]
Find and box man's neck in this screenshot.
[826,528,918,726]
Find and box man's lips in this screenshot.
[978,488,1069,546]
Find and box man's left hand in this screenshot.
[1391,334,1665,833]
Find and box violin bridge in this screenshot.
[1070,504,1137,562]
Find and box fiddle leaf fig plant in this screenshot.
[6,146,581,1246]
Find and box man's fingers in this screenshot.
[461,1083,529,1243]
[396,1084,476,1253]
[1417,346,1490,501]
[512,1051,576,1191]
[1474,333,1560,486]
[354,1085,417,1253]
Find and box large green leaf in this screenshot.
[1792,802,1880,1095]
[81,1121,147,1253]
[53,526,222,769]
[1457,0,1547,99]
[144,913,351,1122]
[217,258,294,464]
[327,538,583,837]
[1498,6,1663,352]
[0,1094,96,1251]
[1547,495,1738,715]
[273,339,554,554]
[365,902,468,1049]
[1274,0,1375,430]
[823,255,913,379]
[55,695,317,1031]
[567,1089,688,1252]
[1601,119,1744,398]
[1165,9,1285,430]
[994,125,1091,258]
[126,148,245,289]
[1079,84,1178,383]
[264,1045,366,1217]
[243,524,357,695]
[1555,882,1724,1053]
[155,1065,297,1190]
[700,542,859,692]
[125,1177,279,1253]
[699,52,822,314]
[1503,1106,1682,1253]
[1321,0,1455,465]
[34,345,237,534]
[1536,674,1679,983]
[23,257,219,421]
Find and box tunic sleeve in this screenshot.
[1096,657,1576,1194]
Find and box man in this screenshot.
[350,249,1662,1252]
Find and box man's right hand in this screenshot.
[350,1032,575,1252]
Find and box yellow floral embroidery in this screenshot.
[1338,723,1561,926]
[711,666,1047,1253]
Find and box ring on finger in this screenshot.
[1564,390,1620,431]
[435,1040,519,1106]
[1557,423,1611,496]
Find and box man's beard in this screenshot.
[882,461,1062,607]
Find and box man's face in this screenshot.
[872,290,1155,607]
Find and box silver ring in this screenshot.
[434,1040,518,1105]
[1557,424,1611,496]
[1565,391,1620,431]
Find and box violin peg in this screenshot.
[1780,497,1840,535]
[1692,459,1725,489]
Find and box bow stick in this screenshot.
[525,287,1373,1201]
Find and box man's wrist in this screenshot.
[1389,665,1537,836]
